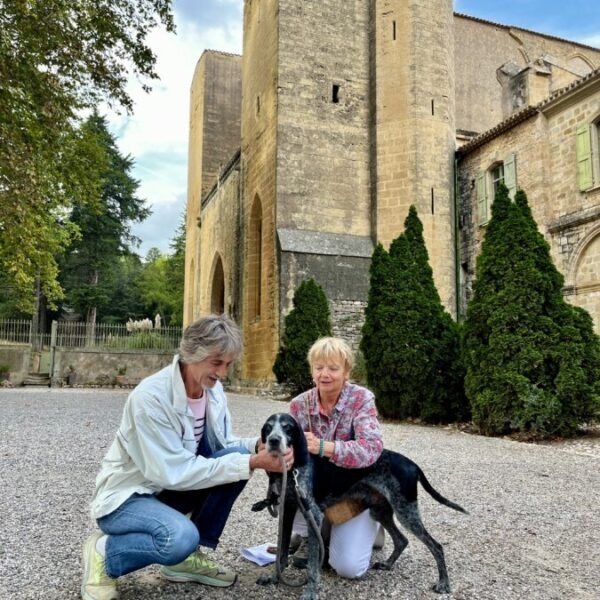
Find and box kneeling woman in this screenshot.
[289,337,384,578]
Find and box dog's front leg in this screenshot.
[256,494,296,586]
[300,508,323,600]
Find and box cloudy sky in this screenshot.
[111,0,600,259]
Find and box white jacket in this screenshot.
[91,355,258,519]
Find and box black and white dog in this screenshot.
[254,412,467,599]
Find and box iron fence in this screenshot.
[0,319,182,351]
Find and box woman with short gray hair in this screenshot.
[81,314,292,600]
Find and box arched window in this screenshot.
[248,195,263,320]
[211,254,225,314]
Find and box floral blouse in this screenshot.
[289,382,383,469]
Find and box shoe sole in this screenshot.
[161,571,236,588]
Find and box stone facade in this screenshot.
[458,73,600,330]
[185,2,600,384]
[184,51,241,325]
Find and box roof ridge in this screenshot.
[454,12,600,53]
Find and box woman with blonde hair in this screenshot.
[289,336,384,578]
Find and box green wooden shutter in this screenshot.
[476,171,487,224]
[576,123,593,191]
[504,153,517,199]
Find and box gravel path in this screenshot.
[1,388,598,600]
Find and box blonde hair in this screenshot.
[307,337,354,373]
[179,314,242,364]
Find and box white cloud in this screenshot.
[108,5,243,256]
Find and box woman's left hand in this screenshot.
[304,431,320,455]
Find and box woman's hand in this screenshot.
[249,447,294,472]
[304,431,333,457]
[304,431,320,455]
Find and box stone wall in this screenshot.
[276,0,371,238]
[240,0,280,380]
[0,346,172,387]
[374,0,456,316]
[458,76,600,330]
[330,300,367,350]
[454,14,600,136]
[184,51,241,325]
[196,159,241,319]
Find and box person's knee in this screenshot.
[329,552,370,579]
[154,518,199,565]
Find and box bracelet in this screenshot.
[318,438,325,458]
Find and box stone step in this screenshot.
[22,372,51,387]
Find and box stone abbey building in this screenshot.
[184,1,600,383]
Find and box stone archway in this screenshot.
[568,230,600,332]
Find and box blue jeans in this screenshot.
[97,446,249,578]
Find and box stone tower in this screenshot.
[240,0,373,380]
[373,0,456,314]
[184,51,241,325]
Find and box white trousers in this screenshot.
[293,509,380,578]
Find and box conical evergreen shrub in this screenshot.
[273,278,332,394]
[361,206,466,422]
[463,185,600,437]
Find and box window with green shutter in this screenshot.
[504,153,517,199]
[576,123,593,191]
[476,171,488,225]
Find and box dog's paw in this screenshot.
[251,500,269,512]
[372,561,392,571]
[256,573,277,586]
[432,581,451,594]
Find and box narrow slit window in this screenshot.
[431,188,435,214]
[392,20,396,41]
[332,84,340,104]
[431,99,435,115]
[256,95,260,116]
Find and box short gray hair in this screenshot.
[179,314,242,364]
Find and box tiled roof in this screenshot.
[457,68,600,155]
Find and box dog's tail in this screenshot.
[418,469,468,514]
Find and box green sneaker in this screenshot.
[81,532,118,600]
[160,549,236,587]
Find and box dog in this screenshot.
[253,412,467,598]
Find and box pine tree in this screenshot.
[463,185,600,437]
[273,279,332,394]
[361,207,466,422]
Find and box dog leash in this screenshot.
[273,453,325,588]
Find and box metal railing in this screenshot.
[0,319,182,351]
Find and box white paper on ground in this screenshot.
[240,542,278,566]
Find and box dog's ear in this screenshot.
[289,415,309,467]
[261,415,274,443]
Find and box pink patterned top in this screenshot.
[289,382,383,469]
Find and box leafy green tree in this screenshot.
[463,185,600,437]
[99,254,146,324]
[361,206,466,422]
[59,113,149,325]
[0,0,174,311]
[273,279,332,394]
[164,214,186,326]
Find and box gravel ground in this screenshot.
[1,388,598,600]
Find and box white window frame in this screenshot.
[476,154,517,226]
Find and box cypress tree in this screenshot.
[273,278,332,394]
[361,207,466,422]
[463,185,600,437]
